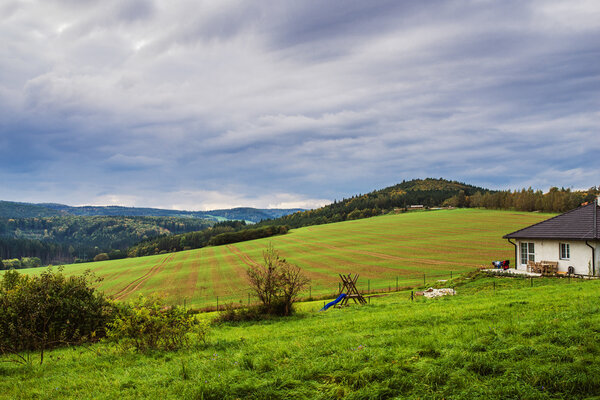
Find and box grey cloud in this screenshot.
[104,154,165,171]
[1,0,599,209]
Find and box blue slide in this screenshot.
[320,293,347,311]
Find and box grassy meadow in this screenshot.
[16,209,555,308]
[2,273,600,399]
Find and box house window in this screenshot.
[560,243,570,260]
[520,242,535,264]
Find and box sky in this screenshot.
[1,0,599,210]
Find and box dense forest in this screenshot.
[443,186,600,212]
[0,216,213,266]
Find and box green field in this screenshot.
[18,209,554,307]
[3,274,600,399]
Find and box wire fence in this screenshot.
[179,270,470,311]
[174,268,599,311]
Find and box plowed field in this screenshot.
[20,209,553,307]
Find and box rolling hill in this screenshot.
[0,201,303,223]
[19,208,554,307]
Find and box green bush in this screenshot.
[93,253,109,262]
[213,303,267,323]
[107,294,207,351]
[0,268,113,364]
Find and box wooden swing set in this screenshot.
[337,273,367,306]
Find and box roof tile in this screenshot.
[503,202,599,240]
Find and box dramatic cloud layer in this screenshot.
[1,0,599,209]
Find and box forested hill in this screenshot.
[255,178,599,229]
[256,178,490,228]
[0,216,214,265]
[0,202,303,223]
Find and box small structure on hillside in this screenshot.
[503,197,600,276]
[337,273,367,306]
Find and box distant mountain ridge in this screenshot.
[0,201,304,223]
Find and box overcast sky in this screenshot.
[1,0,599,210]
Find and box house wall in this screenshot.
[515,239,599,275]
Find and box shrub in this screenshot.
[1,259,22,269]
[0,268,113,364]
[107,294,207,351]
[246,244,310,316]
[93,253,109,262]
[213,303,266,323]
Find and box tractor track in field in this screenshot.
[283,235,466,270]
[113,254,175,300]
[227,245,261,268]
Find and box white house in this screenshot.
[503,198,600,276]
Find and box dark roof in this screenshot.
[503,202,600,240]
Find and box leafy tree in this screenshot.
[0,268,112,364]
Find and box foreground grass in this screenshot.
[15,209,554,307]
[2,274,600,399]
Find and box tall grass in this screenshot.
[2,273,599,399]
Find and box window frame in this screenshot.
[520,242,535,265]
[559,243,570,260]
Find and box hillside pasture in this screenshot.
[16,209,553,307]
[3,275,600,399]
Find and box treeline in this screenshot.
[0,257,41,270]
[0,237,74,266]
[127,221,288,257]
[444,186,600,213]
[208,225,289,246]
[256,178,491,229]
[0,216,213,265]
[257,179,599,230]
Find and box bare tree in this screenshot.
[279,261,310,316]
[246,243,280,309]
[246,243,310,316]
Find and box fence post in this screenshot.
[216,296,219,311]
[411,291,414,301]
[423,273,426,285]
[309,286,312,298]
[450,271,453,279]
